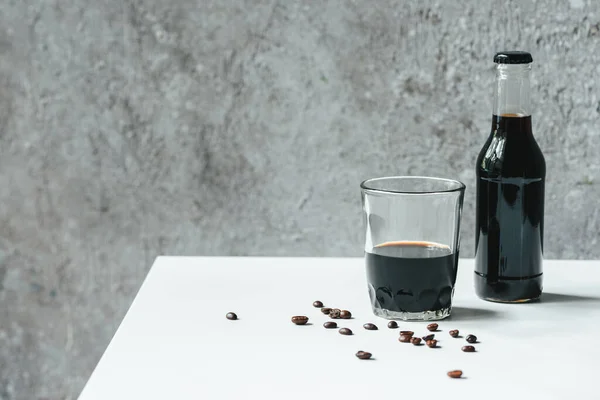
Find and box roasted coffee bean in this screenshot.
[466,334,477,343]
[462,345,476,353]
[387,321,398,329]
[339,328,353,336]
[426,339,438,348]
[363,323,378,330]
[340,310,352,319]
[356,351,372,360]
[447,370,463,379]
[291,316,309,325]
[329,309,341,319]
[422,334,435,341]
[411,337,422,345]
[399,331,414,337]
[399,334,412,343]
[313,300,324,308]
[427,323,439,331]
[321,307,332,315]
[449,329,459,338]
[226,312,238,320]
[323,321,337,329]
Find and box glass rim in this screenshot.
[360,175,466,195]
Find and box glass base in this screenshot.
[474,272,542,303]
[479,296,540,304]
[372,306,452,321]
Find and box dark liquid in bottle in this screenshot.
[366,241,457,313]
[475,114,545,302]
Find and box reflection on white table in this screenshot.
[78,257,600,400]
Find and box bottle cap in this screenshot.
[493,51,533,64]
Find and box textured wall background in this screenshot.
[0,0,598,398]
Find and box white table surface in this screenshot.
[79,257,600,400]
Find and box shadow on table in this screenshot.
[449,307,501,321]
[541,292,600,303]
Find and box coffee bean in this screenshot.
[329,309,341,319]
[363,323,378,330]
[399,331,414,337]
[226,312,238,320]
[356,351,372,360]
[427,323,439,331]
[466,334,477,343]
[323,321,337,329]
[449,329,459,338]
[340,310,352,319]
[422,334,435,341]
[291,316,309,325]
[447,370,463,379]
[313,300,324,308]
[339,328,353,336]
[399,334,412,343]
[411,337,422,345]
[462,345,476,353]
[426,339,438,348]
[321,307,332,315]
[387,321,398,329]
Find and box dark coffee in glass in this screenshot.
[366,241,457,314]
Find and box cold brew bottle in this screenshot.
[475,51,546,303]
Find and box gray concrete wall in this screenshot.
[0,0,598,398]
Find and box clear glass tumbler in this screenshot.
[360,176,466,321]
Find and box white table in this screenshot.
[79,258,600,400]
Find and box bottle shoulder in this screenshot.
[477,132,545,178]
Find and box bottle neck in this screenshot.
[493,63,531,117]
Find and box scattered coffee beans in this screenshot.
[226,312,237,320]
[462,345,476,353]
[399,331,414,337]
[426,339,438,348]
[466,334,477,343]
[387,321,398,329]
[399,334,412,343]
[427,323,439,331]
[363,323,378,330]
[321,307,332,315]
[339,328,353,336]
[356,351,372,360]
[447,370,463,379]
[329,309,341,319]
[449,329,459,338]
[291,316,309,325]
[422,334,435,341]
[313,300,324,308]
[411,337,422,345]
[340,310,352,319]
[323,321,337,329]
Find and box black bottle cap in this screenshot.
[493,51,533,64]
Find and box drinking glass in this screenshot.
[360,176,466,321]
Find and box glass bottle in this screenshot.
[475,51,546,303]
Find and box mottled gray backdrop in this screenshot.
[0,0,598,398]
